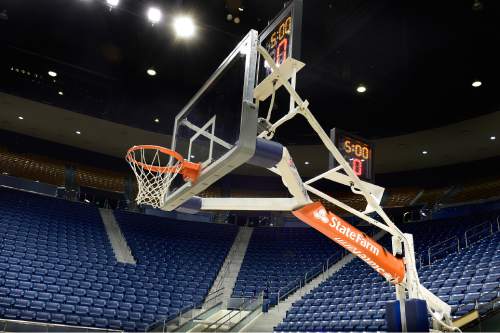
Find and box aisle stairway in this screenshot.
[242,231,387,332]
[206,227,254,308]
[98,209,136,265]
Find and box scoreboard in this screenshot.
[259,0,302,77]
[329,129,375,181]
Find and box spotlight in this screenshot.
[106,0,119,7]
[422,150,428,155]
[75,130,81,135]
[48,71,57,77]
[226,13,233,21]
[472,0,483,11]
[147,7,162,24]
[233,16,240,24]
[472,80,482,87]
[238,7,244,12]
[490,136,496,141]
[304,161,310,165]
[356,85,367,93]
[147,68,157,76]
[0,10,8,21]
[173,16,195,39]
[154,118,160,123]
[58,91,64,96]
[18,116,24,120]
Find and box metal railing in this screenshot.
[0,318,120,332]
[213,230,245,291]
[201,292,263,332]
[427,235,460,265]
[464,219,499,247]
[147,276,228,331]
[271,250,347,310]
[424,213,500,266]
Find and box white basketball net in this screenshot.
[126,147,182,209]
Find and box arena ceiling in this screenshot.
[1,0,500,146]
[1,92,498,177]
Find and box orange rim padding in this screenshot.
[126,145,201,182]
[293,202,405,284]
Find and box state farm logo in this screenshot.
[313,208,340,228]
[312,208,379,256]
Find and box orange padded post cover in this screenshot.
[293,202,405,284]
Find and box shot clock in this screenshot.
[329,128,375,181]
[258,0,302,78]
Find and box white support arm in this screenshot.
[200,197,304,211]
[252,46,455,329]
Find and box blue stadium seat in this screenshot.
[276,220,499,332]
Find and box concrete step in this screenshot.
[99,209,136,264]
[205,227,253,308]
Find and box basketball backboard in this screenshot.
[162,30,259,211]
[162,1,303,211]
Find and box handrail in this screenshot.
[427,235,460,265]
[0,318,120,332]
[204,287,225,305]
[212,228,243,292]
[153,282,226,331]
[464,220,495,247]
[203,292,263,332]
[273,249,345,309]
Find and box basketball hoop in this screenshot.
[126,145,201,208]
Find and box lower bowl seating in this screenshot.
[0,187,237,331]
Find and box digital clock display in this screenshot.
[330,129,375,181]
[258,0,302,79]
[262,15,293,69]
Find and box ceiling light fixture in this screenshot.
[75,130,81,135]
[147,68,157,76]
[233,17,240,24]
[490,136,496,141]
[147,7,162,24]
[422,150,428,155]
[106,0,119,7]
[472,80,482,88]
[58,91,64,96]
[356,85,367,93]
[154,118,160,123]
[304,161,310,165]
[173,16,195,39]
[48,71,57,77]
[238,7,244,12]
[18,116,24,120]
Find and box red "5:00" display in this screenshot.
[336,134,373,180]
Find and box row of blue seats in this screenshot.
[278,319,387,332]
[233,226,342,304]
[276,229,499,332]
[0,188,237,330]
[1,308,151,331]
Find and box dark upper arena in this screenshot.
[0,0,499,332]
